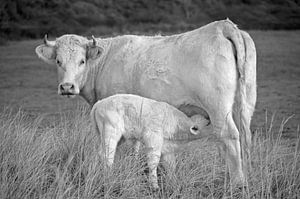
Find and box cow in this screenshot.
[35,19,257,186]
[91,94,212,190]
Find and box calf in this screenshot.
[91,94,213,189]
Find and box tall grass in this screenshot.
[0,107,299,198]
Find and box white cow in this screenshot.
[35,19,256,185]
[91,94,211,190]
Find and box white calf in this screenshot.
[91,94,213,189]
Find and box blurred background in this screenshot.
[1,0,300,42]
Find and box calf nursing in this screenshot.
[91,94,212,189]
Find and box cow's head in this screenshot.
[35,34,103,97]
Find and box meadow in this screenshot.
[0,30,299,198]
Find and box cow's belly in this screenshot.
[178,104,209,119]
[137,72,209,119]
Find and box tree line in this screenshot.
[0,0,299,40]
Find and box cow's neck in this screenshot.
[80,38,112,106]
[80,64,99,105]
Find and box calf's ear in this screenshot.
[190,125,200,135]
[35,45,56,65]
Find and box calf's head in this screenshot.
[35,34,103,97]
[189,114,210,135]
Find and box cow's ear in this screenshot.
[190,125,200,135]
[86,45,103,60]
[35,45,56,65]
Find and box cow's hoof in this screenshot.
[151,185,160,193]
[231,176,247,189]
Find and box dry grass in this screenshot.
[0,106,299,198]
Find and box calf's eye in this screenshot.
[80,60,85,65]
[56,59,61,65]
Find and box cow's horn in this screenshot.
[44,34,55,46]
[92,35,96,46]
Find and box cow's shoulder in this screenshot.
[109,35,147,48]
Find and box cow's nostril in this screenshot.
[60,83,75,93]
[60,84,65,91]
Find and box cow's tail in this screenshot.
[222,19,256,161]
[238,30,257,158]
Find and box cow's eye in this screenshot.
[80,60,85,65]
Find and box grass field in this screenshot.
[0,105,299,198]
[0,30,299,198]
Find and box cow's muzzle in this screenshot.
[58,82,78,96]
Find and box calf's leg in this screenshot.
[144,132,163,190]
[101,123,123,167]
[161,152,176,174]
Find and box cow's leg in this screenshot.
[212,112,245,185]
[194,40,245,185]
